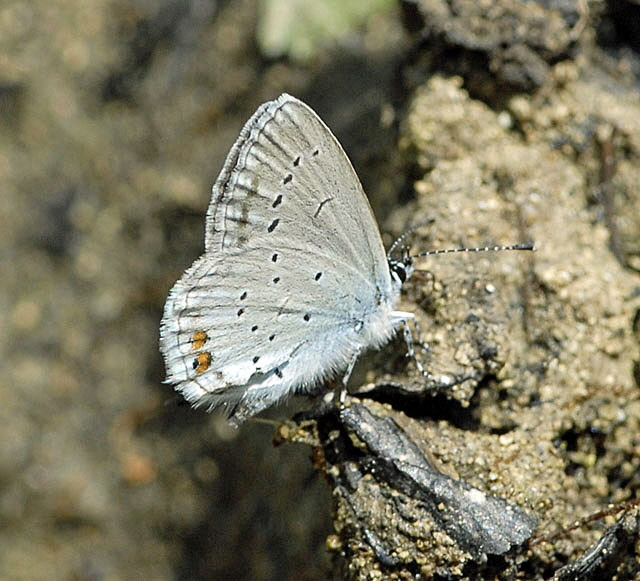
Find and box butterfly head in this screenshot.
[388,247,414,288]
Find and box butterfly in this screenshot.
[160,94,414,424]
[159,94,533,424]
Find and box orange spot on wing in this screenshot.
[192,330,209,350]
[193,352,212,374]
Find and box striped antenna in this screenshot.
[388,219,435,256]
[413,242,535,259]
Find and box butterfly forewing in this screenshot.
[207,96,388,274]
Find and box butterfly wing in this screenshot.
[160,94,401,422]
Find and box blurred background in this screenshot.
[1,0,640,579]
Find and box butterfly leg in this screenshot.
[394,312,430,378]
[332,348,362,408]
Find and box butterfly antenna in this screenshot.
[413,242,535,259]
[388,219,436,257]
